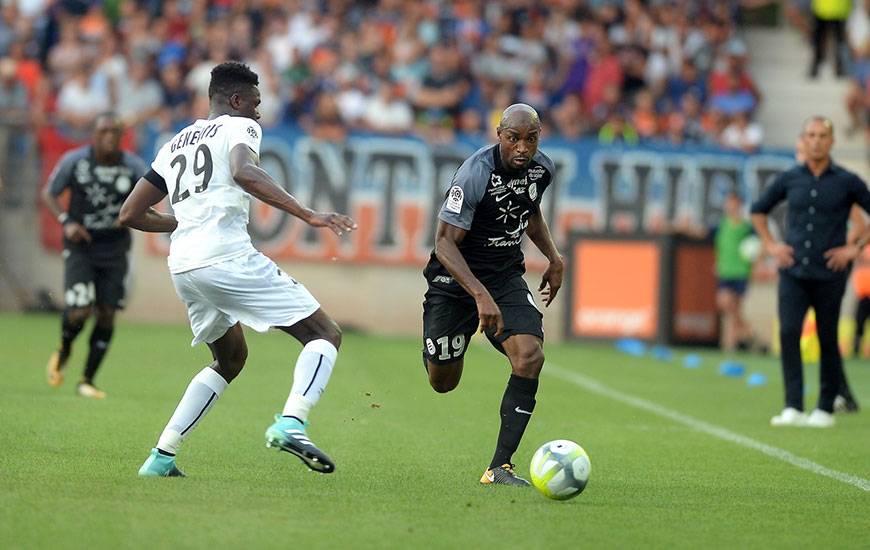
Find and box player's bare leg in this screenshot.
[139,324,244,477]
[481,334,544,487]
[75,304,117,398]
[425,358,464,393]
[265,308,341,473]
[47,306,90,388]
[717,289,739,351]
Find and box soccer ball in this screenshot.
[529,439,590,500]
[738,235,762,262]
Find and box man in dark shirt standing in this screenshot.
[751,116,870,427]
[422,104,563,486]
[42,112,148,398]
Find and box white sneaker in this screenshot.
[770,407,806,426]
[805,409,835,428]
[76,382,107,399]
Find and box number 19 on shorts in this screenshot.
[427,334,467,361]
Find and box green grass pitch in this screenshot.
[1,313,868,548]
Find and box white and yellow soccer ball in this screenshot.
[529,439,590,500]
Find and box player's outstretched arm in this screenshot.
[526,209,563,307]
[434,220,503,336]
[229,144,356,236]
[119,178,178,233]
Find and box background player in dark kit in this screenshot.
[42,112,147,399]
[422,103,563,486]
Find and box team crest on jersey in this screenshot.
[446,185,463,213]
[115,175,131,193]
[491,173,503,187]
[247,126,258,139]
[527,165,545,181]
[528,182,537,200]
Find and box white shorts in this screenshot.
[172,251,320,346]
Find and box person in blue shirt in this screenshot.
[751,116,870,427]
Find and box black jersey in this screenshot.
[424,144,555,296]
[47,146,148,247]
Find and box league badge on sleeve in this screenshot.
[446,185,464,213]
[529,182,538,200]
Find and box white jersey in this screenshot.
[151,114,262,274]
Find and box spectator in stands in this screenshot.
[551,94,587,139]
[305,92,347,143]
[116,58,162,129]
[845,0,869,142]
[663,58,707,111]
[8,0,769,150]
[664,91,703,145]
[6,39,47,125]
[0,56,29,206]
[363,80,413,135]
[55,56,111,136]
[631,88,659,139]
[599,109,639,146]
[157,60,190,131]
[412,44,469,132]
[710,69,758,116]
[47,18,84,87]
[720,111,765,153]
[809,0,852,78]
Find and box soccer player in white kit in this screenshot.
[119,61,356,476]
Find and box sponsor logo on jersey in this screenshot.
[506,177,527,194]
[247,126,259,139]
[527,165,545,181]
[433,275,454,284]
[486,214,530,248]
[445,185,464,213]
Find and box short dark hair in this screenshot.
[208,61,259,100]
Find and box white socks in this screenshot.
[282,339,338,422]
[153,340,337,456]
[156,367,228,455]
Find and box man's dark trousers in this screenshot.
[778,270,848,413]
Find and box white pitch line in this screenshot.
[543,362,870,492]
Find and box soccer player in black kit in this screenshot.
[422,104,563,486]
[42,113,148,398]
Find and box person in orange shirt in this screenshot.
[852,245,870,347]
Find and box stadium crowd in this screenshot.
[0,0,768,151]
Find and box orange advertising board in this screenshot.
[571,240,661,339]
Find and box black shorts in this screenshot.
[422,275,544,365]
[63,243,130,309]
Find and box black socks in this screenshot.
[60,310,85,358]
[83,325,113,383]
[489,374,539,469]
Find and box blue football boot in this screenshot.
[265,415,335,474]
[138,448,186,477]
